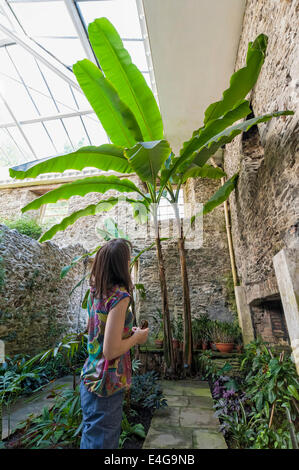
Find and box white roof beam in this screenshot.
[0,22,83,92]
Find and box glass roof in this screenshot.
[0,0,157,184]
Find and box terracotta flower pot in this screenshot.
[195,341,202,350]
[154,339,163,348]
[202,341,208,350]
[215,342,234,353]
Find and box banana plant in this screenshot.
[9,19,293,373]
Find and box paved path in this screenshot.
[1,375,75,440]
[143,379,227,449]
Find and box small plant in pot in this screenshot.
[209,321,235,353]
[154,330,164,349]
[234,324,243,353]
[197,313,211,350]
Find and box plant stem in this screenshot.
[152,210,174,374]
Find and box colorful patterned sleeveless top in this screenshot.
[81,284,133,397]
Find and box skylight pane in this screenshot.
[37,38,85,67]
[22,122,55,157]
[62,116,89,149]
[82,114,108,146]
[44,119,73,154]
[38,63,77,112]
[0,74,38,121]
[123,40,148,71]
[0,128,22,166]
[0,99,12,124]
[9,1,77,37]
[8,126,35,159]
[78,0,142,38]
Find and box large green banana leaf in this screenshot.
[40,196,147,242]
[204,34,268,125]
[179,164,226,183]
[164,110,293,187]
[88,18,163,141]
[73,59,143,147]
[9,144,131,180]
[189,174,239,229]
[21,175,145,213]
[192,110,293,168]
[179,100,251,166]
[125,140,171,185]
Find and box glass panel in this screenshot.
[72,88,91,110]
[37,38,85,67]
[0,128,22,167]
[42,200,69,228]
[142,72,151,89]
[123,40,148,71]
[38,63,77,113]
[22,122,55,158]
[44,119,73,154]
[9,125,35,159]
[6,45,57,115]
[9,1,83,67]
[0,73,38,120]
[9,1,77,37]
[62,116,89,149]
[82,114,108,146]
[0,99,13,124]
[78,0,142,39]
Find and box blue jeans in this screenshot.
[80,380,125,449]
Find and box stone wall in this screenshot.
[0,173,236,342]
[224,0,298,343]
[0,224,88,356]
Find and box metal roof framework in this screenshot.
[0,0,157,185]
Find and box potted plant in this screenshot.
[209,321,235,353]
[154,330,164,349]
[233,324,243,353]
[197,313,211,350]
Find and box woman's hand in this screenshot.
[131,327,149,345]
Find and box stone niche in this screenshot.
[250,296,290,347]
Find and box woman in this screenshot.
[80,238,149,449]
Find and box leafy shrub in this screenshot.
[130,371,167,409]
[1,216,43,240]
[210,340,299,449]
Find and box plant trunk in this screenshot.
[155,234,175,375]
[178,218,193,372]
[173,204,193,372]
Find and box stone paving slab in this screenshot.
[143,427,194,449]
[2,375,76,440]
[193,429,227,449]
[143,379,227,450]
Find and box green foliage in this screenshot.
[192,313,212,343]
[130,371,167,410]
[1,216,42,240]
[119,412,145,448]
[209,321,238,343]
[87,18,163,142]
[8,145,131,180]
[212,340,299,449]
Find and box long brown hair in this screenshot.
[90,238,133,298]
